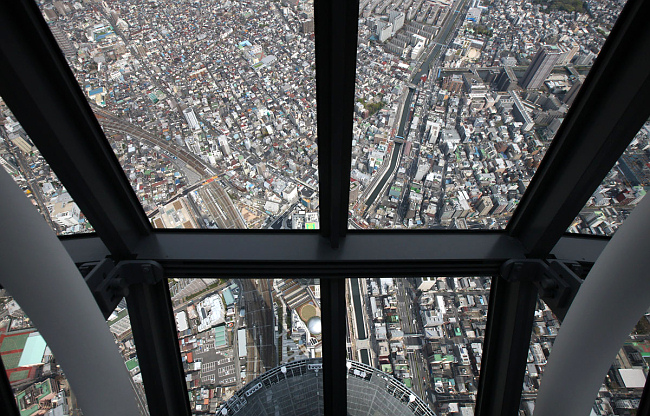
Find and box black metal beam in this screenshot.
[134,231,525,277]
[60,231,609,276]
[126,279,191,416]
[322,278,347,415]
[314,0,358,248]
[0,0,151,258]
[0,353,20,416]
[474,275,538,416]
[550,234,608,265]
[507,0,650,257]
[60,235,111,265]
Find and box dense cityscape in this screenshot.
[349,0,648,231]
[2,278,323,415]
[0,0,646,234]
[1,0,650,415]
[348,277,650,416]
[3,276,650,415]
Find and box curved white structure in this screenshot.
[307,315,322,335]
[534,193,650,416]
[0,169,140,416]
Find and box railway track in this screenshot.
[240,279,276,381]
[91,107,249,228]
[93,108,213,178]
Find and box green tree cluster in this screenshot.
[473,24,493,37]
[364,101,386,116]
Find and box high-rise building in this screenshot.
[520,45,562,90]
[510,91,534,131]
[495,67,518,92]
[441,74,464,94]
[41,4,57,21]
[558,43,580,66]
[301,19,315,34]
[377,21,393,42]
[218,135,231,156]
[389,10,405,33]
[49,24,76,58]
[182,108,200,131]
[476,196,494,217]
[414,161,430,181]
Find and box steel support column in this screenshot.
[322,278,347,415]
[314,0,358,248]
[126,280,191,416]
[0,156,140,416]
[0,354,20,416]
[475,275,538,416]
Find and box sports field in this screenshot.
[1,352,22,370]
[298,303,318,322]
[0,332,29,352]
[9,370,29,382]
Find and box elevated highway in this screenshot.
[362,0,470,214]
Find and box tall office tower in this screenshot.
[41,4,58,21]
[301,19,315,34]
[495,67,518,92]
[182,107,200,130]
[520,45,562,90]
[218,135,231,156]
[558,43,580,65]
[376,21,393,42]
[476,196,494,217]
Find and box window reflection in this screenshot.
[1,289,81,414]
[570,120,650,236]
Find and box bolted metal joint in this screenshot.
[500,259,584,322]
[537,274,558,298]
[499,259,547,283]
[114,261,164,286]
[544,260,584,321]
[81,259,164,319]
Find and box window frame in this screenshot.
[1,0,650,415]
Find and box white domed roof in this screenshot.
[307,316,322,335]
